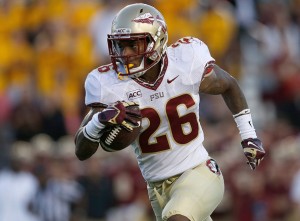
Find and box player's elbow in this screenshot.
[75,141,97,161]
[75,144,86,161]
[74,133,98,161]
[74,146,84,160]
[75,152,89,161]
[75,145,95,161]
[221,73,240,95]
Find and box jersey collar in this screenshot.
[133,54,168,90]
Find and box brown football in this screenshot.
[99,123,141,152]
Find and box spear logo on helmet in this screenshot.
[132,13,155,24]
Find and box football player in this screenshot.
[74,3,265,221]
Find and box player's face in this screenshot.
[114,39,146,69]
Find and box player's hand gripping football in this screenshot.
[98,101,142,132]
[241,138,265,170]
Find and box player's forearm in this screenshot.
[75,128,99,161]
[221,76,249,115]
[221,76,258,141]
[74,107,105,160]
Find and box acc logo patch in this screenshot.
[127,89,142,100]
[113,28,131,34]
[206,159,221,175]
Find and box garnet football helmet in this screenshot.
[107,3,168,78]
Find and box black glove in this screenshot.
[98,101,142,131]
[241,138,265,170]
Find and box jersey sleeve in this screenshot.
[84,70,102,106]
[188,38,215,84]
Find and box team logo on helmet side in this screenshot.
[132,13,155,24]
[156,15,167,33]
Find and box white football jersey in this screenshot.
[85,37,215,182]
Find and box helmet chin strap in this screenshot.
[117,59,146,79]
[117,52,161,79]
[129,52,162,78]
[128,59,146,78]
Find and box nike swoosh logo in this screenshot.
[167,75,179,84]
[247,141,257,147]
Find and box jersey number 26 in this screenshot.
[139,94,199,153]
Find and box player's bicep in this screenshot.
[199,65,232,95]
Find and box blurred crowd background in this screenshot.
[0,0,300,221]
